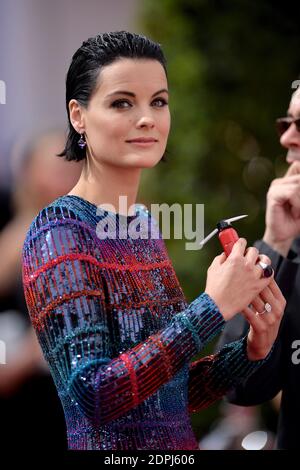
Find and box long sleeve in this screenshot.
[188,336,270,412]
[22,207,226,426]
[254,239,299,301]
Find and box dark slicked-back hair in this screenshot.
[58,31,168,162]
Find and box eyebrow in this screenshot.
[106,88,169,98]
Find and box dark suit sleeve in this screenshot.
[215,239,299,405]
[254,239,299,301]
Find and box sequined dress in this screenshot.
[22,194,265,450]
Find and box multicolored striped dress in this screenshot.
[22,194,264,450]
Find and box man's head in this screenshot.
[278,86,300,163]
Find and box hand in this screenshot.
[263,161,300,256]
[242,279,286,361]
[205,238,273,321]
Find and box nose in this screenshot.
[280,123,300,149]
[135,114,155,129]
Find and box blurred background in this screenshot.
[0,0,300,451]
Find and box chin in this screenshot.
[139,158,162,168]
[125,153,164,168]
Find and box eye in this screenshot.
[152,97,168,107]
[111,99,132,109]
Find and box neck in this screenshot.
[68,158,142,216]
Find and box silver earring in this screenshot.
[77,133,86,149]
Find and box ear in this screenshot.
[69,99,85,133]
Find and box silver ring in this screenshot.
[258,261,273,278]
[255,302,272,315]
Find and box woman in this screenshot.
[22,31,285,450]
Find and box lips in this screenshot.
[126,137,158,143]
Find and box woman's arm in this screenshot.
[188,336,272,413]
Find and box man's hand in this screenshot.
[263,161,300,256]
[242,279,286,361]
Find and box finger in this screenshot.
[227,237,247,257]
[256,261,274,279]
[266,279,286,302]
[252,262,273,281]
[286,161,300,176]
[255,287,281,323]
[271,184,300,218]
[273,174,300,185]
[243,304,271,335]
[242,306,262,333]
[244,246,259,264]
[271,185,300,219]
[256,275,274,292]
[257,287,273,307]
[257,254,271,266]
[269,184,300,206]
[291,204,300,219]
[210,252,227,267]
[289,194,300,219]
[288,192,300,208]
[250,296,266,314]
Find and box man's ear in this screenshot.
[69,99,85,133]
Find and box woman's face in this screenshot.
[70,58,171,169]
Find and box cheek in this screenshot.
[160,113,171,137]
[93,116,129,142]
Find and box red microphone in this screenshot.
[199,214,247,253]
[199,215,273,277]
[217,220,239,257]
[216,219,273,277]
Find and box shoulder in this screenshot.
[22,196,90,255]
[25,196,80,232]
